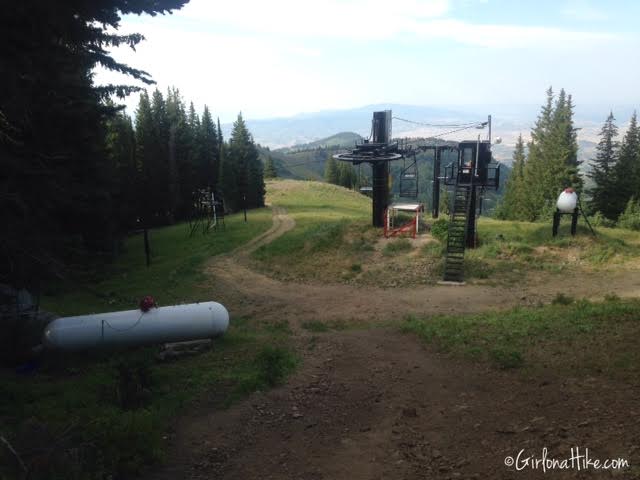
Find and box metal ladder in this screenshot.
[443,184,471,282]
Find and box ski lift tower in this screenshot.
[334,111,403,227]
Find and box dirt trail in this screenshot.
[207,207,640,325]
[151,207,640,480]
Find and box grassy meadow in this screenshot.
[252,180,640,286]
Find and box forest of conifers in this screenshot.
[1,1,264,292]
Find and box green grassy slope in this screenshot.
[2,207,298,480]
[42,209,273,316]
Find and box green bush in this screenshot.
[254,346,297,387]
[430,218,449,243]
[589,211,616,228]
[617,198,640,231]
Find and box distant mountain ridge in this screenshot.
[226,103,634,171]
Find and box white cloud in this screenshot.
[93,0,632,120]
[414,19,616,48]
[561,0,608,21]
[175,0,450,39]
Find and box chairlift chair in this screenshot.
[399,150,418,198]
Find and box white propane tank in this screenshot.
[43,301,229,350]
[556,188,578,213]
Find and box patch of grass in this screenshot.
[262,319,293,335]
[254,345,298,387]
[42,209,273,316]
[489,347,524,369]
[382,238,413,256]
[0,317,297,480]
[301,319,350,333]
[401,298,640,378]
[422,242,443,258]
[302,320,330,332]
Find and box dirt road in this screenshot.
[151,207,640,479]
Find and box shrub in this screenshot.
[551,292,574,305]
[589,211,615,228]
[617,198,640,231]
[430,218,449,243]
[255,346,297,387]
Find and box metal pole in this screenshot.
[243,194,247,222]
[432,147,441,218]
[370,111,391,228]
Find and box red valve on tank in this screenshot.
[139,296,156,312]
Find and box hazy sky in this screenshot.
[97,0,640,122]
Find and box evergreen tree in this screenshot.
[521,87,582,220]
[105,103,137,231]
[337,161,357,188]
[264,156,278,178]
[0,1,185,288]
[587,112,619,219]
[611,112,640,216]
[134,91,157,225]
[497,134,527,219]
[324,156,339,184]
[200,106,219,189]
[165,87,189,220]
[223,113,264,211]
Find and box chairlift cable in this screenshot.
[392,116,484,128]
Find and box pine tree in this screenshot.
[200,106,219,189]
[337,161,357,188]
[223,113,264,211]
[264,156,278,178]
[611,112,640,216]
[521,87,582,220]
[105,102,137,230]
[587,112,619,219]
[165,87,189,220]
[497,134,527,219]
[324,156,339,184]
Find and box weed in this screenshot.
[422,242,443,257]
[302,320,330,332]
[263,319,292,335]
[551,293,574,305]
[301,319,349,332]
[489,348,524,369]
[382,238,412,256]
[254,345,297,387]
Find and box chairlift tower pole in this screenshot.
[334,111,401,228]
[371,111,391,228]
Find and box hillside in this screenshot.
[259,134,511,214]
[257,132,363,180]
